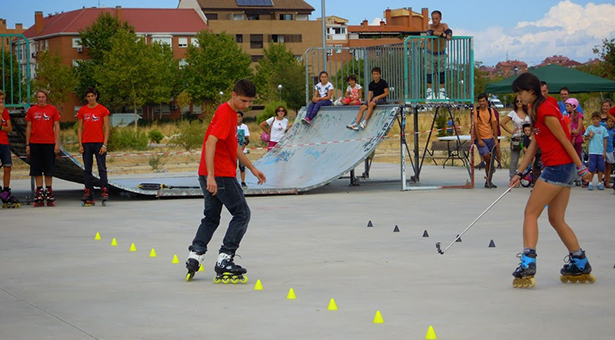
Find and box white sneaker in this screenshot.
[438,89,448,100]
[426,89,434,100]
[359,120,366,130]
[346,123,357,130]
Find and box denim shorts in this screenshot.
[475,138,496,156]
[0,144,11,166]
[539,162,576,187]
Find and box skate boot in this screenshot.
[44,187,55,207]
[81,188,95,207]
[213,252,248,284]
[33,187,45,207]
[512,252,537,288]
[1,187,21,209]
[100,187,109,206]
[560,250,596,284]
[185,250,205,282]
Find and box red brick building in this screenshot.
[536,55,582,68]
[346,7,429,48]
[494,60,528,78]
[18,7,208,122]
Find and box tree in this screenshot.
[76,12,134,96]
[254,43,306,111]
[145,42,179,119]
[473,61,488,95]
[592,38,615,80]
[181,30,252,107]
[32,50,76,105]
[1,50,26,105]
[94,29,153,129]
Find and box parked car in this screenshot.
[489,98,504,109]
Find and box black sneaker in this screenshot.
[485,182,497,189]
[241,182,248,189]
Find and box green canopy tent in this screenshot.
[485,64,615,94]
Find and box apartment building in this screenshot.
[1,19,25,52]
[18,7,208,121]
[179,0,322,62]
[346,7,429,48]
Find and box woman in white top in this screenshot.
[500,95,530,179]
[259,105,291,151]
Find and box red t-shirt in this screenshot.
[533,100,573,166]
[198,102,238,177]
[0,109,9,145]
[26,104,61,144]
[77,104,110,143]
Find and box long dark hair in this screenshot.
[511,73,543,125]
[513,95,528,116]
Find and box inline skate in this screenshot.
[213,252,248,284]
[560,250,596,284]
[512,252,537,288]
[81,188,95,207]
[185,249,205,282]
[100,187,109,206]
[33,187,45,207]
[44,187,55,207]
[1,187,21,208]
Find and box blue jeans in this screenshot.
[306,100,332,120]
[539,162,576,187]
[82,142,108,190]
[190,176,251,255]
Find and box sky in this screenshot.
[3,0,615,66]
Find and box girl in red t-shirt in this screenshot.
[508,73,594,288]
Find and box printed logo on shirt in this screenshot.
[92,114,100,122]
[43,113,51,121]
[534,127,542,136]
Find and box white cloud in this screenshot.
[460,1,615,66]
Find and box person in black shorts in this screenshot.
[346,67,389,131]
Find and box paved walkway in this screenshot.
[1,164,614,340]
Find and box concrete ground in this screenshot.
[1,164,614,340]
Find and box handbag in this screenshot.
[511,132,523,151]
[260,131,270,143]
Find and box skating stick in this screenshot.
[436,186,513,255]
[138,183,200,190]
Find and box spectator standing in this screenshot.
[237,111,250,189]
[472,93,499,188]
[583,112,609,190]
[604,118,615,188]
[260,105,290,151]
[425,10,452,100]
[500,95,530,179]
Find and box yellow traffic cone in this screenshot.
[111,238,118,246]
[172,254,180,264]
[129,243,136,252]
[373,310,384,324]
[425,326,437,339]
[149,248,157,258]
[327,298,338,310]
[94,232,101,240]
[286,288,296,300]
[254,279,263,290]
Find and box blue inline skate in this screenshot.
[512,252,537,288]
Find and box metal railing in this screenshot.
[404,36,474,103]
[0,34,31,108]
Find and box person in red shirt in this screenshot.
[77,87,110,205]
[0,90,20,207]
[509,73,594,288]
[25,89,61,206]
[185,79,266,283]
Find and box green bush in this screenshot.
[168,120,206,151]
[148,129,164,144]
[108,128,148,151]
[257,100,288,124]
[148,155,166,170]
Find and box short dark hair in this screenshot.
[559,87,569,94]
[275,105,287,116]
[431,10,442,17]
[237,111,244,117]
[591,111,602,119]
[540,81,548,88]
[603,98,613,106]
[319,71,328,77]
[85,86,98,97]
[477,93,488,101]
[522,123,532,129]
[233,79,256,97]
[346,74,357,82]
[371,67,381,74]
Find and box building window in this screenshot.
[270,35,285,43]
[72,38,82,48]
[233,13,245,20]
[153,104,171,116]
[204,13,218,20]
[251,55,264,62]
[152,36,172,47]
[250,34,263,49]
[178,37,188,48]
[296,14,308,21]
[236,34,243,43]
[285,34,302,43]
[247,13,259,20]
[279,14,292,20]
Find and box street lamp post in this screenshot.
[277,84,283,101]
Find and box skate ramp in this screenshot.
[243,105,399,195]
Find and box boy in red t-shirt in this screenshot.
[0,90,20,207]
[185,79,266,283]
[25,89,61,206]
[77,87,110,205]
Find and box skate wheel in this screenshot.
[213,277,221,284]
[240,275,248,284]
[222,276,230,284]
[186,272,194,282]
[578,277,587,283]
[587,274,596,283]
[231,276,239,284]
[528,278,536,288]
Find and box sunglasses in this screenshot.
[277,109,286,112]
[516,100,522,103]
